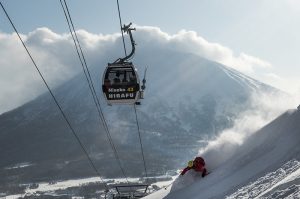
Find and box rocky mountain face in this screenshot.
[0,50,277,187]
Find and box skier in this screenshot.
[180,156,207,177]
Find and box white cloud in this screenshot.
[0,28,121,114]
[237,53,271,70]
[264,73,282,80]
[260,73,300,95]
[286,0,300,12]
[198,91,299,170]
[0,26,279,114]
[135,27,272,73]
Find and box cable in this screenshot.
[116,0,127,57]
[115,0,149,181]
[0,1,109,190]
[134,104,148,179]
[59,0,130,184]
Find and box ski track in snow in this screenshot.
[221,67,256,91]
[220,66,267,92]
[226,159,300,199]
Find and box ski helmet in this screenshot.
[188,160,193,167]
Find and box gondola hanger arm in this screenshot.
[113,23,136,64]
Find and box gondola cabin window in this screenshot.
[102,64,140,105]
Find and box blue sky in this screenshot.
[1,1,300,68]
[1,0,300,98]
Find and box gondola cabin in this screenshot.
[102,62,140,105]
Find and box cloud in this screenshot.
[0,32,42,113]
[286,0,300,12]
[0,28,121,114]
[0,26,274,114]
[265,73,283,81]
[261,73,300,95]
[135,27,271,73]
[198,91,299,170]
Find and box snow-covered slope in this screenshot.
[227,159,300,198]
[144,109,300,199]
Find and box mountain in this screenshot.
[0,49,277,190]
[145,108,300,199]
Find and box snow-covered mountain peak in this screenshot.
[0,49,292,198]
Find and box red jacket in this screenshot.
[181,157,207,177]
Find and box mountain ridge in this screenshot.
[0,50,279,188]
